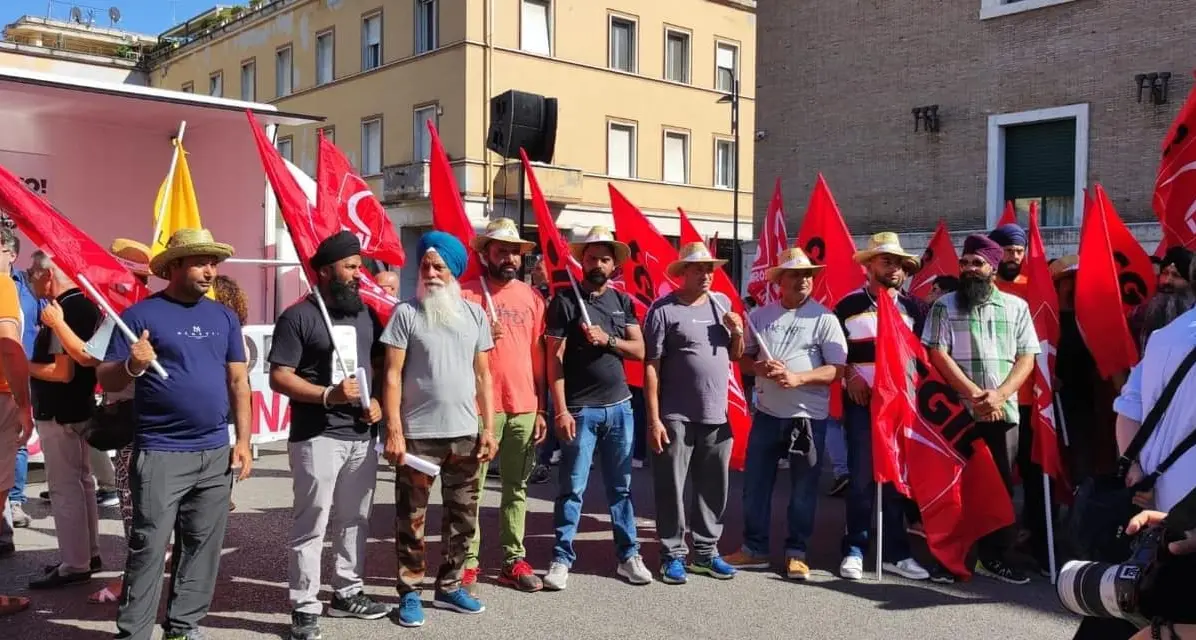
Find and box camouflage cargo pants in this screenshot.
[395,435,481,594]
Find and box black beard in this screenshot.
[487,261,517,282]
[585,269,608,287]
[326,278,364,316]
[956,273,994,310]
[997,261,1021,282]
[875,274,901,290]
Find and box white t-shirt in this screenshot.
[86,314,135,403]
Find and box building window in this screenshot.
[276,136,293,162]
[663,130,689,184]
[987,104,1089,227]
[607,121,636,178]
[664,28,690,84]
[181,81,194,93]
[208,71,223,97]
[414,1,438,54]
[320,126,335,144]
[608,15,636,73]
[521,0,551,55]
[980,0,1083,20]
[413,105,438,161]
[316,31,334,85]
[362,11,383,70]
[361,118,383,175]
[240,59,256,101]
[714,138,735,188]
[275,45,293,97]
[715,41,738,93]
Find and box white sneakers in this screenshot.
[839,556,865,580]
[617,555,653,585]
[840,555,930,581]
[543,562,569,591]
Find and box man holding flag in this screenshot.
[644,242,744,585]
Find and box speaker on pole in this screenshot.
[486,90,558,163]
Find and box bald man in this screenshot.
[375,271,399,298]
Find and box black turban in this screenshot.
[310,231,361,270]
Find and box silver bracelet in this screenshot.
[124,358,147,378]
[321,386,333,409]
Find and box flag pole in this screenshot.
[709,294,773,361]
[150,121,188,250]
[876,483,884,581]
[76,275,168,380]
[1044,474,1057,584]
[567,269,593,326]
[475,254,500,324]
[1054,392,1071,446]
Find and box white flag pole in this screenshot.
[150,121,188,250]
[709,294,773,361]
[567,269,593,326]
[876,483,884,581]
[1054,392,1071,447]
[76,275,167,380]
[1044,474,1057,584]
[477,273,500,325]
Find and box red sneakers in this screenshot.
[498,559,544,593]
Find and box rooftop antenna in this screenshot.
[108,6,121,26]
[68,5,82,23]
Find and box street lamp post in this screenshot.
[718,78,741,291]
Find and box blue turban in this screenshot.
[988,223,1027,248]
[417,231,467,278]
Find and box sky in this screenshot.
[3,0,220,36]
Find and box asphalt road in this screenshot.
[3,443,1084,639]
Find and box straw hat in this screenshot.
[766,247,825,282]
[1050,254,1079,280]
[149,228,234,279]
[667,242,728,278]
[569,225,631,264]
[109,238,151,277]
[852,232,920,272]
[470,217,536,253]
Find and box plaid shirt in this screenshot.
[921,289,1039,425]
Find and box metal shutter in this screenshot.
[1003,119,1076,200]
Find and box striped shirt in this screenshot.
[921,289,1039,425]
[834,287,927,387]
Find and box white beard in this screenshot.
[417,279,463,327]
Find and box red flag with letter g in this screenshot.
[1075,187,1139,378]
[871,290,1015,577]
[1095,184,1155,313]
[795,174,864,309]
[1025,203,1069,494]
[317,134,406,267]
[747,178,787,306]
[1153,73,1196,252]
[908,220,959,301]
[520,149,582,297]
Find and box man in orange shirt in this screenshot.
[0,271,35,616]
[460,219,547,594]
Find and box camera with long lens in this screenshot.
[1057,526,1170,626]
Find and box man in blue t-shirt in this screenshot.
[98,228,252,640]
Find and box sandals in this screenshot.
[0,595,30,616]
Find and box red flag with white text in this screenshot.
[908,220,959,301]
[1025,203,1069,494]
[679,207,752,470]
[871,290,1016,577]
[427,122,482,282]
[1153,72,1196,252]
[747,178,788,305]
[1075,187,1139,378]
[317,134,406,267]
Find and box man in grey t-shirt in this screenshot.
[724,248,847,581]
[644,243,745,585]
[380,232,497,626]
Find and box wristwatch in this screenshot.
[607,334,618,349]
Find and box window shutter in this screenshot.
[1004,119,1076,200]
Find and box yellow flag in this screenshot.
[152,140,214,297]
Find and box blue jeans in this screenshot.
[552,400,639,566]
[842,400,912,561]
[825,418,849,477]
[630,387,647,461]
[10,446,27,504]
[741,412,826,558]
[538,396,559,466]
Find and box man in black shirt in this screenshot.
[268,232,388,640]
[25,255,101,589]
[542,226,651,590]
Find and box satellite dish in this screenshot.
[69,6,83,23]
[109,7,122,25]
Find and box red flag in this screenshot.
[0,165,148,313]
[1075,187,1139,378]
[317,134,406,267]
[678,207,752,471]
[1153,71,1196,252]
[1025,203,1068,493]
[871,290,1016,577]
[907,220,959,300]
[707,231,719,257]
[246,112,397,321]
[998,201,1017,227]
[427,122,482,282]
[1095,184,1156,312]
[519,150,582,299]
[747,178,788,305]
[795,174,865,308]
[608,185,680,309]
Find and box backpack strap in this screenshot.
[1119,345,1196,480]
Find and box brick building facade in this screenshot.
[753,0,1194,251]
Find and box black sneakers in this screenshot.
[328,591,390,620]
[976,557,1030,585]
[289,612,321,640]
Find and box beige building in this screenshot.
[145,0,758,291]
[1,13,156,84]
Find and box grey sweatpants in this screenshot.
[116,446,232,640]
[651,420,733,560]
[288,436,378,614]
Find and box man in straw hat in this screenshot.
[380,231,498,626]
[643,242,744,585]
[724,248,847,580]
[98,228,254,640]
[458,218,548,594]
[541,225,651,590]
[833,232,931,582]
[267,230,389,640]
[922,233,1038,586]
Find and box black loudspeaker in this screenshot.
[486,90,558,163]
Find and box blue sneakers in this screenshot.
[688,556,737,580]
[395,592,425,627]
[660,557,688,584]
[433,588,485,614]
